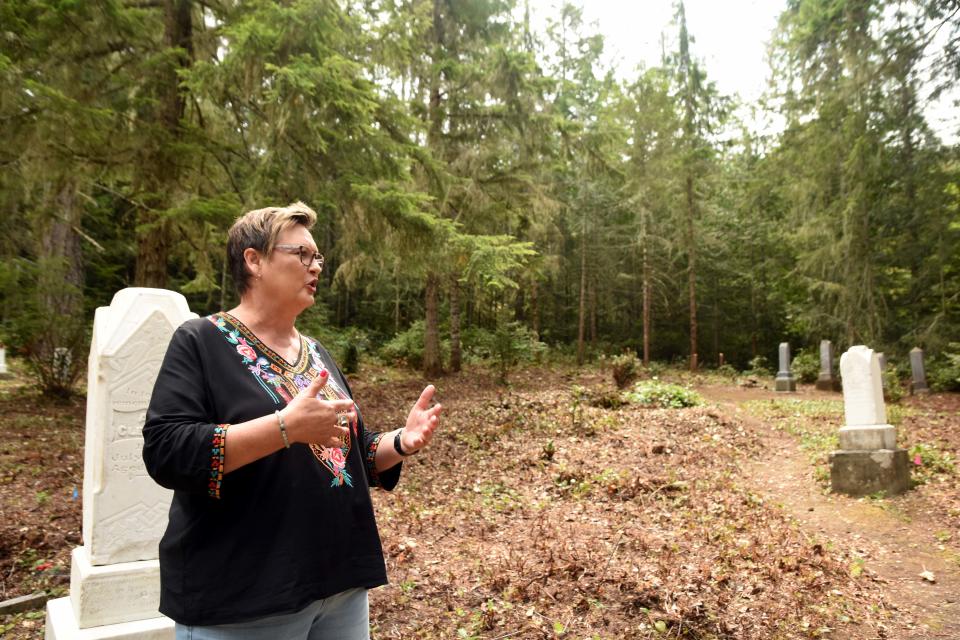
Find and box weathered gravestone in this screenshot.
[829,345,910,496]
[876,352,892,397]
[46,288,195,640]
[815,340,840,391]
[775,342,797,392]
[909,347,930,394]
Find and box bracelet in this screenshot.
[275,410,290,448]
[394,429,416,456]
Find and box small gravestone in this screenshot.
[829,345,910,496]
[0,346,9,378]
[909,347,929,394]
[876,352,887,390]
[815,340,840,391]
[718,353,725,367]
[46,288,193,640]
[775,342,796,392]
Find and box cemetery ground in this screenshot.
[0,361,959,639]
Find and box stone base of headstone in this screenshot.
[45,547,172,640]
[775,374,796,392]
[829,448,910,496]
[910,382,930,395]
[815,374,840,392]
[68,547,164,628]
[838,424,896,450]
[45,597,172,640]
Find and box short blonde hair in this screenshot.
[227,201,318,296]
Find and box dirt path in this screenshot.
[701,386,960,638]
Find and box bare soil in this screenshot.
[1,363,958,639]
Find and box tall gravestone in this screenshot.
[46,289,194,640]
[775,342,796,392]
[909,347,929,394]
[829,345,910,496]
[815,340,840,391]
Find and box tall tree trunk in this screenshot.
[642,227,651,366]
[530,280,540,340]
[394,263,401,334]
[423,273,443,377]
[420,0,445,378]
[36,179,85,394]
[449,274,461,373]
[712,274,719,364]
[135,0,193,287]
[686,174,698,371]
[40,180,84,302]
[576,222,587,366]
[588,277,596,346]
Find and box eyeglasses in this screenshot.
[274,244,325,270]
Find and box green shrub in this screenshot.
[380,321,429,369]
[490,321,546,383]
[0,257,87,398]
[459,326,496,362]
[928,344,960,392]
[715,363,739,380]
[642,360,666,378]
[625,380,702,408]
[610,352,641,389]
[791,350,819,383]
[745,355,772,377]
[454,322,544,382]
[881,366,904,403]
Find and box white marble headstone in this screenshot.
[0,346,7,375]
[82,288,196,566]
[839,345,886,427]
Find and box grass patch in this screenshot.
[625,380,702,408]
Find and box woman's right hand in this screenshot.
[280,371,355,447]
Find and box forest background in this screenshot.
[1,0,959,395]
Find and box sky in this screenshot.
[525,0,959,143]
[528,0,782,103]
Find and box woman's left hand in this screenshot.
[401,385,441,454]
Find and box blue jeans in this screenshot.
[175,588,369,640]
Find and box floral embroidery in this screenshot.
[311,443,353,487]
[207,313,358,489]
[236,340,257,362]
[366,432,385,487]
[207,315,281,403]
[208,424,228,499]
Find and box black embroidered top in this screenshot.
[143,313,400,625]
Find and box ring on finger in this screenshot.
[338,414,348,428]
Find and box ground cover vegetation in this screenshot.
[1,0,959,394]
[2,361,959,638]
[2,0,960,635]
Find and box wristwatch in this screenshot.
[394,430,416,456]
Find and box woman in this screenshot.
[143,202,440,639]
